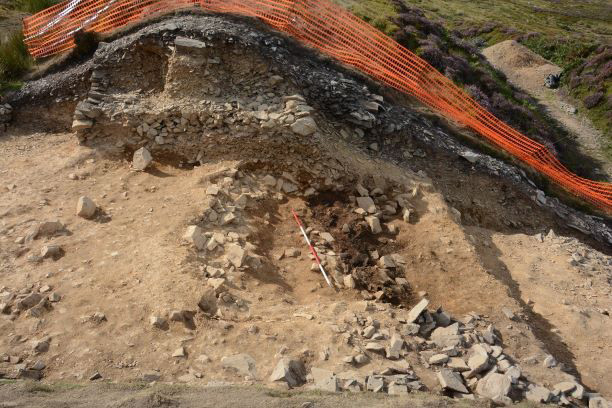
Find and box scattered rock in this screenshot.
[76,196,97,219]
[589,397,609,408]
[429,354,449,365]
[543,355,557,368]
[386,334,404,360]
[437,369,468,394]
[526,385,551,403]
[365,216,382,234]
[310,367,339,392]
[225,244,246,268]
[40,244,61,259]
[222,354,257,377]
[554,382,577,394]
[33,339,50,354]
[269,358,306,387]
[150,315,168,330]
[406,298,429,323]
[356,197,376,213]
[183,225,206,250]
[132,147,153,171]
[291,117,318,136]
[172,347,187,358]
[475,373,512,399]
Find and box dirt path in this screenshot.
[482,40,611,179]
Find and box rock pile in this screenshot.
[297,297,600,406]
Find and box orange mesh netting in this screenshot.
[22,0,612,213]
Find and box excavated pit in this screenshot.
[2,11,612,403]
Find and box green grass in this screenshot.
[13,0,59,13]
[519,36,598,70]
[336,0,399,34]
[0,31,32,91]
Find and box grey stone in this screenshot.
[401,323,420,336]
[467,353,489,375]
[378,255,395,268]
[291,117,317,136]
[354,354,368,365]
[269,358,306,387]
[505,366,521,383]
[365,216,382,234]
[33,339,50,353]
[501,307,515,320]
[311,367,339,392]
[150,315,168,330]
[590,397,609,408]
[174,36,207,49]
[365,342,385,353]
[447,357,469,372]
[18,368,43,380]
[554,382,577,394]
[460,151,480,164]
[366,375,384,392]
[40,244,61,258]
[222,354,257,377]
[406,298,429,323]
[543,355,557,368]
[132,147,152,171]
[572,383,585,400]
[437,368,468,394]
[430,323,460,347]
[356,197,376,213]
[197,288,218,315]
[183,225,206,250]
[526,385,551,403]
[225,244,246,268]
[475,373,512,399]
[429,354,449,365]
[362,325,376,339]
[17,293,42,311]
[388,383,408,395]
[386,334,404,360]
[76,196,97,219]
[72,119,93,131]
[31,360,46,371]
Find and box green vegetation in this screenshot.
[335,0,611,162]
[0,1,61,94]
[0,31,32,92]
[14,0,58,13]
[400,0,612,159]
[337,0,398,34]
[520,36,598,71]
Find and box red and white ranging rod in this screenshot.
[291,209,333,288]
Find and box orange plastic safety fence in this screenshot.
[22,0,612,213]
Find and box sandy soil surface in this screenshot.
[1,122,610,398]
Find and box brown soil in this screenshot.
[1,122,610,397]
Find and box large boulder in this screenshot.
[269,358,306,387]
[222,354,257,378]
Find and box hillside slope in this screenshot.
[1,14,611,407]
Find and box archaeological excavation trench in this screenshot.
[1,11,612,407]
